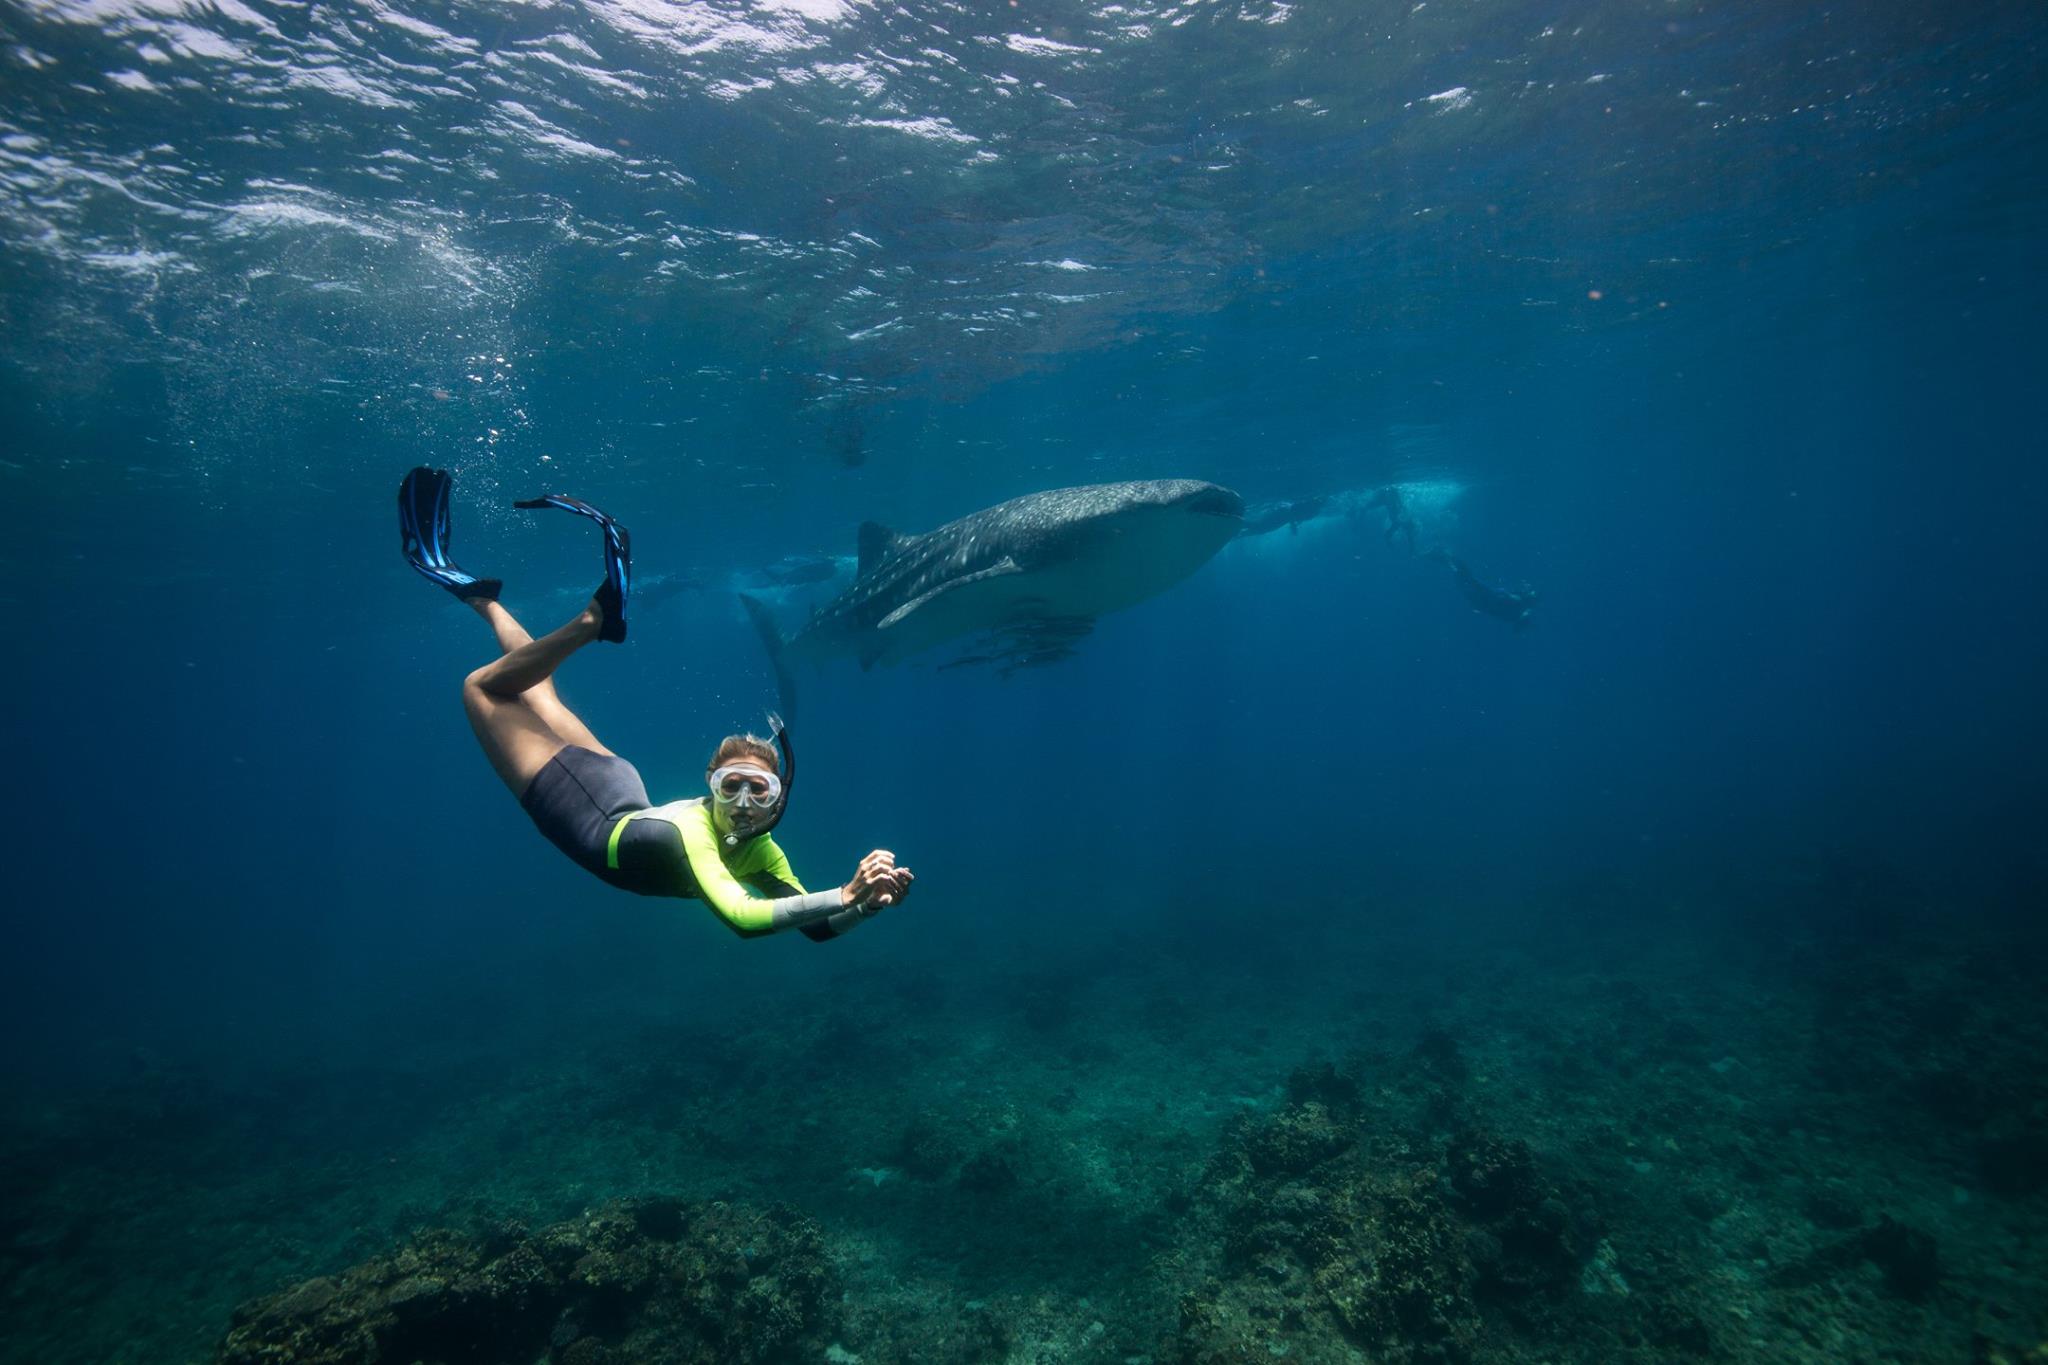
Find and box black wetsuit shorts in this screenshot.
[519,746,689,897]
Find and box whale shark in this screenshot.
[744,479,1243,711]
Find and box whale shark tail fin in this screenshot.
[739,593,799,721]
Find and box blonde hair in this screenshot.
[706,733,778,777]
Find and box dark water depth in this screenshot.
[2,0,2044,1361]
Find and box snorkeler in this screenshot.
[1237,495,1327,540]
[396,467,912,941]
[1428,547,1540,630]
[1364,485,1421,555]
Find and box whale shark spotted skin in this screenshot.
[745,479,1243,697]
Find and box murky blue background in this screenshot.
[1,0,2043,1357]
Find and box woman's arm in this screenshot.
[744,844,876,941]
[677,819,843,936]
[752,844,911,938]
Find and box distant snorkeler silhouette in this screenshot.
[635,570,706,613]
[1429,548,1540,630]
[1364,485,1421,555]
[750,553,843,588]
[828,408,865,468]
[396,467,912,943]
[1237,495,1327,539]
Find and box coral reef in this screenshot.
[2,894,2044,1364]
[216,1197,833,1365]
[1167,1062,1611,1364]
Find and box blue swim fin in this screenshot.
[515,492,631,643]
[398,467,500,601]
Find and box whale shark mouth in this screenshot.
[1179,486,1246,520]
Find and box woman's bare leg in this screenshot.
[469,599,611,756]
[460,598,612,795]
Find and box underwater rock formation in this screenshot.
[1165,1061,1719,1364]
[216,1196,835,1365]
[896,1107,970,1181]
[7,908,2032,1365]
[1443,1129,1582,1301]
[1859,1215,1940,1302]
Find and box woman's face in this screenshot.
[708,756,781,836]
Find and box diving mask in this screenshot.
[709,764,782,810]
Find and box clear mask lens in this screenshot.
[710,765,782,810]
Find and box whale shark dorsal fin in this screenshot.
[856,521,902,578]
[877,558,1023,630]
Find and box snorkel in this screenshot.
[718,712,795,847]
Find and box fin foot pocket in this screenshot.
[594,578,625,644]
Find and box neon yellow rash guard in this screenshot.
[605,797,860,939]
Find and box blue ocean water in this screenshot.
[3,1,2045,1360]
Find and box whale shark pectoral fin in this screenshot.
[875,558,1024,630]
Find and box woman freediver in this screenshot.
[397,467,912,941]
